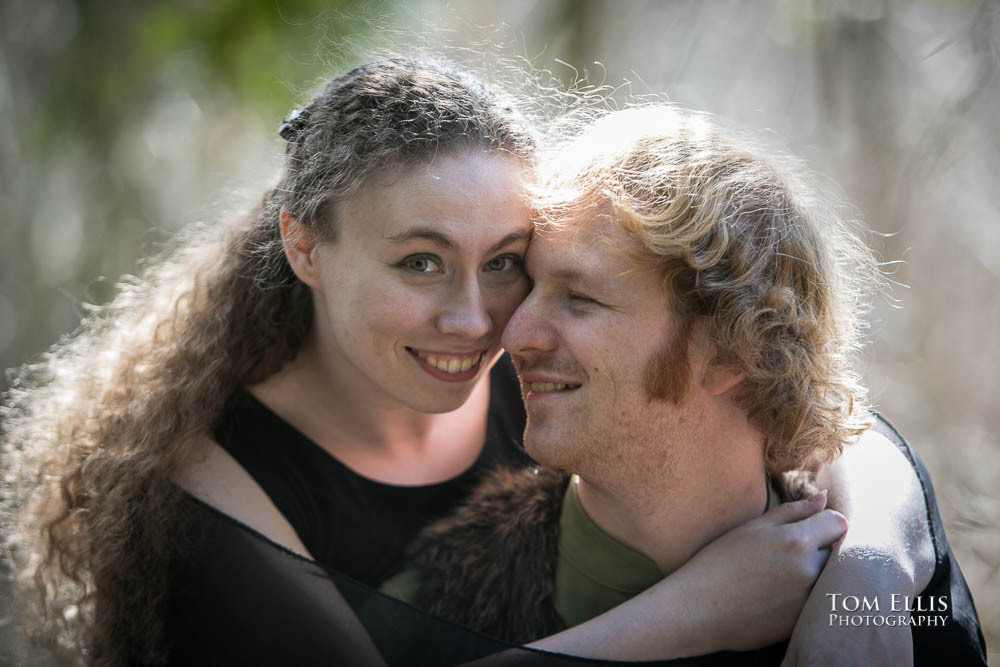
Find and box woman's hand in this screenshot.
[529,492,845,661]
[670,491,848,654]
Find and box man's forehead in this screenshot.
[529,208,644,278]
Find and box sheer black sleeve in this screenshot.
[166,414,989,667]
[166,496,386,666]
[166,497,779,666]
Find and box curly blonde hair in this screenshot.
[1,57,536,665]
[532,104,878,473]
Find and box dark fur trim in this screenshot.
[407,466,570,643]
[774,470,817,501]
[406,465,813,644]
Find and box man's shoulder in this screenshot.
[412,465,569,561]
[406,465,570,643]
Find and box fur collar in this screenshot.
[404,465,809,645]
[406,466,570,643]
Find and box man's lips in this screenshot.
[520,374,583,395]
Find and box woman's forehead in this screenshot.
[335,151,532,245]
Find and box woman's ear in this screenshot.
[280,209,322,288]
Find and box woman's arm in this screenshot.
[527,494,847,660]
[179,431,931,665]
[174,437,314,558]
[780,427,935,667]
[525,427,935,664]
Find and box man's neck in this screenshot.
[574,417,769,576]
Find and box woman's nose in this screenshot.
[436,278,492,340]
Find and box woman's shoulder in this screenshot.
[173,434,313,559]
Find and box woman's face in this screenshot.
[302,150,532,413]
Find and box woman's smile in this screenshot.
[407,346,489,382]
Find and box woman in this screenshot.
[2,56,934,666]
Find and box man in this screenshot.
[386,106,987,665]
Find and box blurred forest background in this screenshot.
[1,0,997,663]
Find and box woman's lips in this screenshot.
[406,347,487,383]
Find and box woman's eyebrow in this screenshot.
[383,229,531,254]
[384,228,454,247]
[487,230,531,254]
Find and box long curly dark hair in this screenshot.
[1,56,537,666]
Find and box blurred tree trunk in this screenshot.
[816,10,902,252]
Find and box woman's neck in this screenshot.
[247,337,491,485]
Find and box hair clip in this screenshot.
[278,108,308,141]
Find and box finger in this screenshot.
[754,490,828,527]
[807,546,833,579]
[796,508,848,548]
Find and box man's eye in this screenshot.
[484,254,524,273]
[567,292,601,314]
[399,255,443,274]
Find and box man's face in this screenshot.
[501,212,709,487]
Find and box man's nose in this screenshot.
[501,289,557,354]
[436,277,492,340]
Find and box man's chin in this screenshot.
[523,430,573,468]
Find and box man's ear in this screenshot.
[702,362,745,396]
[280,209,322,288]
[689,318,745,396]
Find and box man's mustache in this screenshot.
[511,355,585,380]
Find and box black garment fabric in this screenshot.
[872,415,988,665]
[212,353,530,586]
[367,414,988,666]
[166,408,987,666]
[165,497,783,666]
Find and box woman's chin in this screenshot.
[403,393,475,414]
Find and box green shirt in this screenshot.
[554,477,661,627]
[381,474,782,631]
[554,476,782,627]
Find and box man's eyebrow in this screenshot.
[549,266,626,296]
[549,267,594,284]
[384,228,454,248]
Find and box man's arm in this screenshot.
[781,425,935,666]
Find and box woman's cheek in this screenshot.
[492,278,532,329]
[362,287,436,336]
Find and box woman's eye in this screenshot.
[399,255,443,274]
[484,254,524,273]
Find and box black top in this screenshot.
[871,415,988,664]
[212,353,530,586]
[166,411,988,666]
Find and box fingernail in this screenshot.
[807,489,828,503]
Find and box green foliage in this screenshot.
[34,0,377,155]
